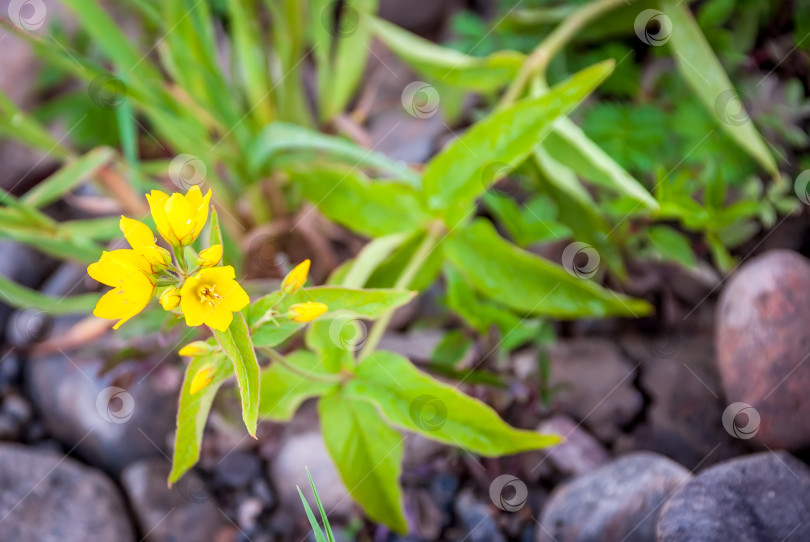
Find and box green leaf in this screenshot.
[0,275,99,315]
[646,225,697,268]
[445,219,651,318]
[0,225,104,264]
[169,353,233,484]
[346,351,560,455]
[213,314,260,437]
[422,60,615,225]
[662,0,778,177]
[258,350,339,421]
[60,217,122,241]
[0,89,71,158]
[367,15,523,92]
[297,485,328,542]
[249,122,420,186]
[341,233,409,288]
[289,165,430,237]
[366,230,444,292]
[544,118,658,210]
[306,466,336,542]
[22,147,115,208]
[319,392,407,533]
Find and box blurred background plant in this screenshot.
[0,0,807,536]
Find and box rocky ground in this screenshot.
[3,2,810,540]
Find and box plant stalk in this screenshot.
[357,224,443,361]
[498,0,630,108]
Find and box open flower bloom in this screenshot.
[146,186,211,246]
[288,301,328,323]
[120,216,171,272]
[179,266,250,331]
[88,250,155,329]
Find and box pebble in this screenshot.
[0,443,135,541]
[538,452,691,542]
[657,451,810,541]
[716,250,810,449]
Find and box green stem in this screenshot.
[357,224,443,361]
[498,0,630,108]
[173,245,188,274]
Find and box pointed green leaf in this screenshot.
[444,219,651,318]
[319,392,407,533]
[169,353,233,484]
[346,350,560,455]
[422,60,615,224]
[0,275,99,315]
[213,314,260,437]
[22,147,115,208]
[662,0,778,177]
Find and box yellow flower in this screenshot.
[88,250,155,329]
[288,301,328,323]
[197,244,223,267]
[179,266,250,331]
[189,365,215,394]
[281,259,310,294]
[160,287,181,310]
[119,216,171,272]
[146,186,211,246]
[178,341,210,357]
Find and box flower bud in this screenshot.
[281,259,310,294]
[197,244,223,267]
[178,341,210,357]
[160,286,181,310]
[189,365,215,394]
[288,301,328,323]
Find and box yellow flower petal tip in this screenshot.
[178,341,210,357]
[146,186,211,247]
[189,365,215,394]
[288,301,328,323]
[88,250,155,329]
[197,245,223,267]
[281,259,310,294]
[179,266,250,332]
[160,287,181,311]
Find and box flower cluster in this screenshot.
[87,187,327,335]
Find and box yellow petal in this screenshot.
[119,216,155,248]
[191,189,212,239]
[197,245,222,267]
[165,193,195,243]
[189,365,215,394]
[146,190,174,245]
[289,301,328,323]
[281,259,310,294]
[204,307,234,331]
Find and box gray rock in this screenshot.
[657,451,810,542]
[716,250,810,449]
[214,450,262,489]
[0,443,134,541]
[454,490,506,542]
[538,452,691,542]
[617,330,748,469]
[25,353,178,473]
[121,458,226,542]
[0,242,55,341]
[270,431,352,517]
[548,339,643,442]
[536,415,609,477]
